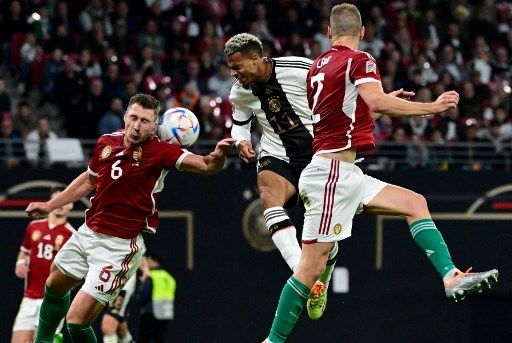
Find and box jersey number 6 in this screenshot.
[111,160,123,179]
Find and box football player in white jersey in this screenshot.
[225,33,338,320]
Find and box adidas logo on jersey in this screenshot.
[95,285,104,292]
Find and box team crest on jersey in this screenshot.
[31,230,41,241]
[55,234,64,246]
[366,60,377,74]
[133,146,142,166]
[101,146,112,160]
[265,88,273,94]
[269,98,281,112]
[333,223,342,235]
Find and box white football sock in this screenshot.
[118,331,133,343]
[103,334,118,343]
[263,206,301,271]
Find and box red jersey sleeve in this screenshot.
[349,51,381,86]
[20,223,32,252]
[161,142,190,170]
[88,136,106,176]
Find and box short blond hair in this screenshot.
[330,3,362,37]
[224,33,263,57]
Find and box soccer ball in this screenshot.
[157,107,200,148]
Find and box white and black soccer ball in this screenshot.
[157,107,200,148]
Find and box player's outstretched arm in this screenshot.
[179,138,235,175]
[358,82,459,117]
[372,88,415,119]
[25,171,96,219]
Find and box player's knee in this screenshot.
[101,318,117,335]
[407,192,428,216]
[259,190,280,209]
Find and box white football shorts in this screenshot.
[299,156,387,243]
[54,223,145,306]
[12,297,64,332]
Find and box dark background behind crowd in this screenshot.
[1,0,512,170]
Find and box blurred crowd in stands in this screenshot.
[0,0,512,170]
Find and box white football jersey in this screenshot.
[230,57,314,163]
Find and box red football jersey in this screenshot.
[87,131,188,239]
[20,219,74,298]
[307,46,381,154]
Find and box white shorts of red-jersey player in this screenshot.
[54,224,145,306]
[300,156,387,243]
[12,297,65,332]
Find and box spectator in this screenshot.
[0,0,29,70]
[222,0,248,36]
[39,48,63,105]
[47,24,77,54]
[111,0,139,36]
[0,117,24,168]
[436,107,465,142]
[79,0,113,36]
[418,9,441,50]
[458,81,482,119]
[137,252,177,343]
[77,77,109,138]
[359,22,385,59]
[76,48,102,81]
[136,45,163,79]
[18,31,43,94]
[175,81,200,113]
[313,18,331,54]
[437,45,465,84]
[54,58,85,135]
[182,60,207,94]
[51,1,79,37]
[0,77,12,113]
[491,46,511,82]
[24,116,57,167]
[282,31,307,57]
[207,61,233,98]
[82,19,109,54]
[139,19,166,56]
[251,2,273,42]
[471,49,492,84]
[12,102,36,139]
[102,63,127,100]
[33,5,52,43]
[109,21,132,56]
[98,96,124,135]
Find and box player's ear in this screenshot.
[327,25,332,39]
[360,26,365,40]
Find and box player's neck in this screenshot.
[331,36,359,50]
[256,57,272,83]
[48,214,66,227]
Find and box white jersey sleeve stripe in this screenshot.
[354,77,381,86]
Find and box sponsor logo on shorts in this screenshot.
[259,158,270,168]
[333,223,342,235]
[101,146,112,160]
[299,190,310,208]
